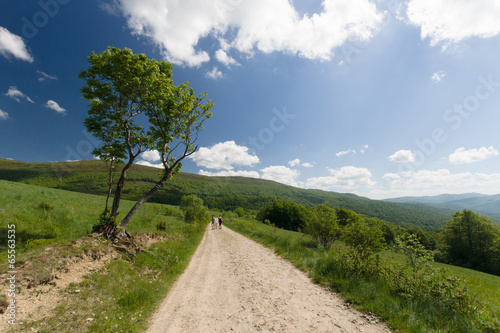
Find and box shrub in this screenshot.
[156,220,168,231]
[305,204,339,248]
[38,202,54,211]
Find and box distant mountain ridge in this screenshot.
[384,193,500,218]
[2,159,496,230]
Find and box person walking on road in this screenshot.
[218,215,223,229]
[211,215,216,230]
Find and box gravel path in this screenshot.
[146,226,391,333]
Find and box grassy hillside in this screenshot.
[0,159,459,230]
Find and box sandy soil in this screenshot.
[146,226,391,333]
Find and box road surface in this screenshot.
[146,225,391,333]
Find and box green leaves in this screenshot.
[79,46,213,228]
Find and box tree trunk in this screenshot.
[118,172,171,230]
[109,158,135,224]
[104,159,116,213]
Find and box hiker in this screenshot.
[211,215,216,230]
[218,215,223,229]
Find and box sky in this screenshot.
[1,0,500,200]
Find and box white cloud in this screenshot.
[135,160,163,168]
[206,66,224,79]
[306,166,375,191]
[37,70,58,82]
[113,0,384,66]
[142,149,161,162]
[5,86,34,103]
[336,149,355,157]
[198,169,260,178]
[288,158,313,168]
[381,168,500,197]
[431,70,446,82]
[0,27,33,62]
[449,146,499,165]
[260,165,301,187]
[215,49,240,67]
[360,145,369,153]
[190,141,260,170]
[0,109,9,120]
[44,100,67,115]
[407,0,500,48]
[389,149,416,163]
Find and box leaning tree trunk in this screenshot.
[117,171,171,231]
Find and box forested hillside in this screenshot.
[0,159,458,230]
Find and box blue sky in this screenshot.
[1,0,500,199]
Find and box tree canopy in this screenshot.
[79,46,213,236]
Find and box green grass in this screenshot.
[225,217,500,332]
[0,179,179,253]
[0,179,205,332]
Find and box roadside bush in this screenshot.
[341,218,386,260]
[384,234,479,316]
[305,204,340,248]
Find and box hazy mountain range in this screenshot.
[384,193,500,218]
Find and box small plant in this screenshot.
[92,209,116,234]
[38,202,54,211]
[156,220,168,231]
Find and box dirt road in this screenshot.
[146,226,391,333]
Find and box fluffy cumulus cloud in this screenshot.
[5,86,34,103]
[448,146,499,164]
[141,149,161,162]
[190,140,259,170]
[206,66,224,79]
[0,109,9,120]
[0,27,33,62]
[113,0,384,66]
[215,49,239,67]
[260,165,301,187]
[381,169,500,197]
[44,100,67,115]
[306,166,374,191]
[388,149,415,163]
[407,0,500,48]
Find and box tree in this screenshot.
[305,204,340,248]
[441,209,499,273]
[180,194,209,226]
[256,199,307,231]
[80,47,213,237]
[335,207,358,226]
